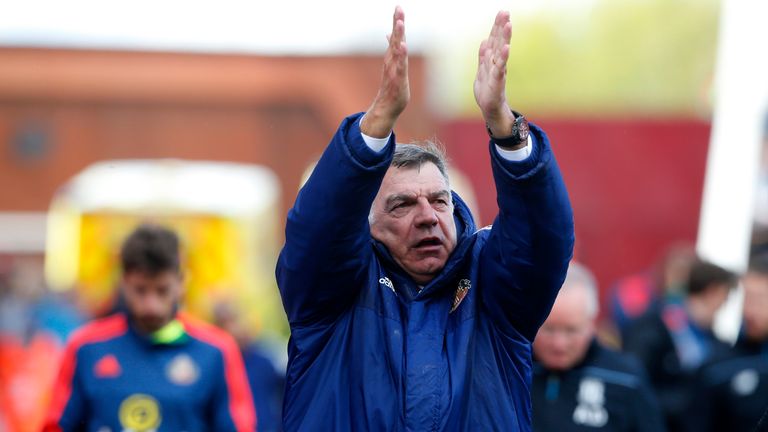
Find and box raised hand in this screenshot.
[360,6,410,138]
[474,11,515,138]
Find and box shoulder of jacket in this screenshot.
[583,347,647,387]
[66,313,128,351]
[178,312,239,354]
[699,352,768,387]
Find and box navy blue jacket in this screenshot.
[622,300,730,431]
[686,338,768,432]
[276,112,574,431]
[533,340,666,432]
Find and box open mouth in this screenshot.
[414,237,442,248]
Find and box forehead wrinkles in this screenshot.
[386,189,450,202]
[375,165,451,213]
[383,165,449,190]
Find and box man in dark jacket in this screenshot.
[622,258,736,431]
[687,253,768,432]
[276,7,574,431]
[532,262,665,432]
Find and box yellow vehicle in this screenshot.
[44,159,286,337]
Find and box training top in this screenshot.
[43,312,256,432]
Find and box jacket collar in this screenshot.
[126,312,189,346]
[372,191,477,299]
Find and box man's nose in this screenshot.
[551,332,570,348]
[142,294,164,315]
[414,198,438,227]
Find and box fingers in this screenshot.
[486,11,509,50]
[362,5,410,137]
[490,13,511,57]
[391,6,405,44]
[387,6,407,62]
[480,13,511,73]
[386,6,406,63]
[491,44,510,80]
[473,11,512,117]
[494,10,510,33]
[478,39,488,66]
[391,21,405,48]
[502,20,512,46]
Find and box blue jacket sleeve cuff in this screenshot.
[489,122,551,181]
[342,112,396,167]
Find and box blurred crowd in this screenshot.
[0,258,84,432]
[533,244,768,431]
[2,226,768,431]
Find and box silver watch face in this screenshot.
[517,118,530,140]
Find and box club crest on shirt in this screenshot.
[119,393,161,431]
[450,279,472,313]
[166,353,199,386]
[573,377,608,427]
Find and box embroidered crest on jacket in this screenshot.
[451,279,472,313]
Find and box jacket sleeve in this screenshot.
[276,112,394,326]
[479,123,575,341]
[211,335,257,432]
[42,341,87,432]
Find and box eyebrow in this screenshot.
[385,193,415,208]
[428,190,451,200]
[385,190,451,208]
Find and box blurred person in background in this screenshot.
[0,258,32,341]
[609,243,697,340]
[276,7,573,431]
[30,288,86,345]
[0,257,85,345]
[532,261,665,432]
[0,258,85,432]
[214,300,285,432]
[686,253,768,432]
[43,224,256,432]
[622,258,736,431]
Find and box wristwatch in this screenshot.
[486,110,529,149]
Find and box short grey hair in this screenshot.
[368,142,451,225]
[560,261,600,319]
[391,142,450,183]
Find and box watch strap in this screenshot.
[486,110,528,149]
